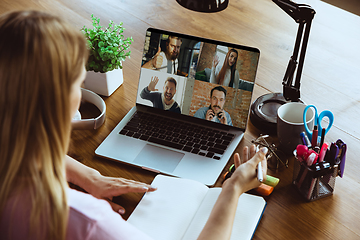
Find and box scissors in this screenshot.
[303,105,334,141]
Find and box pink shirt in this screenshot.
[0,188,153,240]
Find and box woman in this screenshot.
[0,10,267,240]
[0,10,155,240]
[210,48,240,88]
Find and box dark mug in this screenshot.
[277,102,314,154]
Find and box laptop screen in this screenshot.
[136,28,260,130]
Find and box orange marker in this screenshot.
[254,183,274,196]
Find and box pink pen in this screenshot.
[306,150,318,166]
[318,142,329,162]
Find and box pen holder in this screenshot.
[293,158,338,201]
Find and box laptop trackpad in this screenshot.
[133,144,184,173]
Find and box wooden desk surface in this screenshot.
[2,0,360,239]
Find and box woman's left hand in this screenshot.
[86,173,157,214]
[65,155,156,215]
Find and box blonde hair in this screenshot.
[0,11,88,239]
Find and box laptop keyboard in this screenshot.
[119,111,235,160]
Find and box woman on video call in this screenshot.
[210,48,240,89]
[0,10,267,240]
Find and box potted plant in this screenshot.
[81,14,133,96]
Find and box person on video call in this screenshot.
[142,36,182,74]
[210,48,240,89]
[140,76,181,113]
[194,86,233,126]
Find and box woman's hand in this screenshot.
[65,155,156,215]
[212,55,220,68]
[223,145,268,195]
[198,145,268,240]
[86,172,157,214]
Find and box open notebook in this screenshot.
[95,28,260,186]
[127,175,266,240]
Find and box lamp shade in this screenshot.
[176,0,229,13]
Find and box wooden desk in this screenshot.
[2,0,360,239]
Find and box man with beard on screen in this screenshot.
[140,76,181,114]
[194,86,233,126]
[142,36,182,75]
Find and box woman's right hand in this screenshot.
[198,145,268,240]
[212,55,220,68]
[224,145,268,195]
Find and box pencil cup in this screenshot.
[292,157,338,201]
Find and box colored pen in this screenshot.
[318,142,329,162]
[306,151,318,166]
[301,131,311,147]
[307,178,317,200]
[264,175,279,188]
[311,125,318,148]
[254,183,273,196]
[326,142,339,165]
[300,132,307,145]
[257,162,263,182]
[337,139,347,178]
[319,127,326,149]
[296,167,308,188]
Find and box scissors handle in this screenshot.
[303,105,317,140]
[303,105,334,140]
[317,110,334,137]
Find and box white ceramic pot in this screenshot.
[84,67,123,96]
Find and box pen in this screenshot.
[311,125,318,148]
[319,127,326,149]
[318,142,329,162]
[224,163,278,187]
[296,167,308,188]
[263,175,279,187]
[336,139,347,178]
[300,132,307,146]
[257,162,263,182]
[306,151,318,166]
[307,178,317,200]
[300,132,311,147]
[326,142,339,165]
[255,145,263,182]
[254,183,273,196]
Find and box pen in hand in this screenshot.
[255,145,263,182]
[257,162,263,182]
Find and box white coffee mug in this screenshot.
[277,102,315,153]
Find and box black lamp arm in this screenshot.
[272,0,315,101]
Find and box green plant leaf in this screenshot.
[81,14,133,73]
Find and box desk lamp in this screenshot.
[250,0,315,134]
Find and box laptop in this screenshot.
[95,28,260,186]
